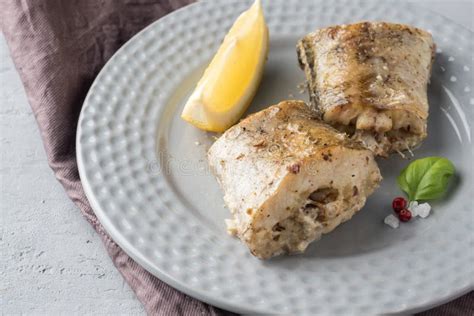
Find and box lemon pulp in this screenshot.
[181,0,269,132]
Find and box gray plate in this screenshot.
[77,0,474,314]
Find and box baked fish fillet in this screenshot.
[297,22,435,156]
[208,100,381,259]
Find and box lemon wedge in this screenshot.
[181,0,269,132]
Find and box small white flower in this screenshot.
[384,214,400,229]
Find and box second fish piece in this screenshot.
[297,22,435,156]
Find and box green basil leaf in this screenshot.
[397,157,455,201]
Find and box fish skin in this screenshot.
[208,100,381,259]
[297,22,435,156]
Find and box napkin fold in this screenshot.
[0,0,471,315]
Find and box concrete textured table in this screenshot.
[1,1,471,314]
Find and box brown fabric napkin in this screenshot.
[0,0,471,315]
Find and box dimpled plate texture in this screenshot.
[77,0,474,314]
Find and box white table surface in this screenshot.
[1,1,472,314]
